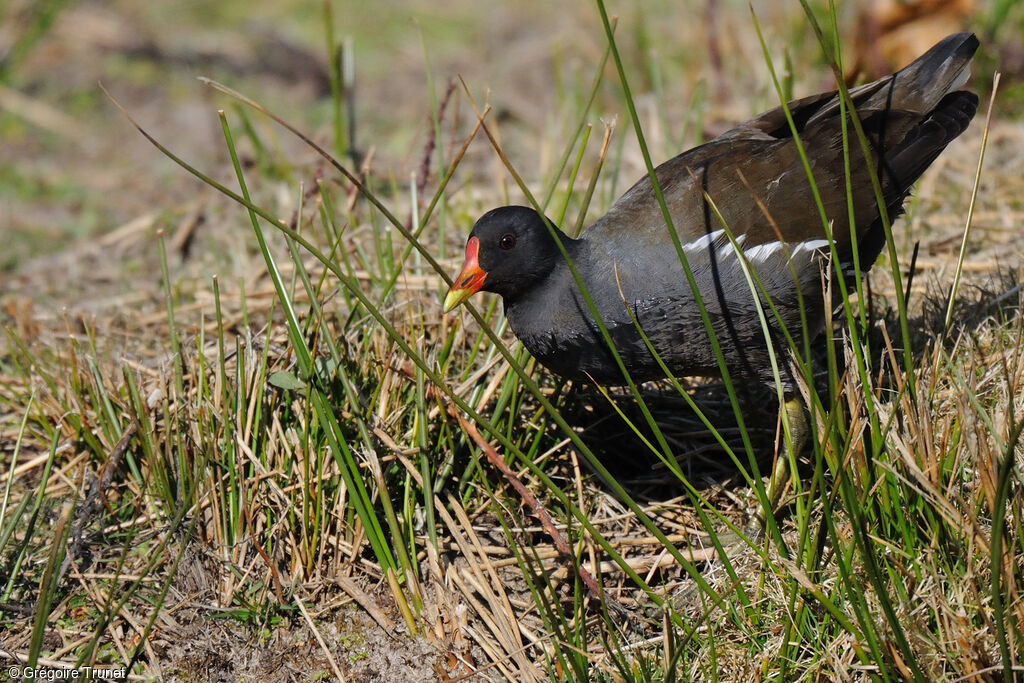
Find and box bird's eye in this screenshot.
[499,234,516,250]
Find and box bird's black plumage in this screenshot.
[446,33,979,389]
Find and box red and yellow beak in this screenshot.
[443,236,487,312]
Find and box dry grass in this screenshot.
[3,1,1024,681]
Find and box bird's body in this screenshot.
[445,33,979,391]
[501,226,828,385]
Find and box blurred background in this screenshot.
[3,2,1023,679]
[1,0,1019,276]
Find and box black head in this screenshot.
[444,206,568,310]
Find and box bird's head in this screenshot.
[443,206,567,311]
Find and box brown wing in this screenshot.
[585,33,978,266]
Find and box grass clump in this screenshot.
[1,1,1022,680]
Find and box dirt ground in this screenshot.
[3,0,1023,681]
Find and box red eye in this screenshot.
[499,234,516,250]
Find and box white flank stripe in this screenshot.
[682,229,830,265]
[683,229,726,251]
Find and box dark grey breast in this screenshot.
[504,33,979,387]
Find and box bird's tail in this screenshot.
[807,32,979,128]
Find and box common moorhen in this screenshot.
[445,34,978,414]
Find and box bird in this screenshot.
[443,33,978,474]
